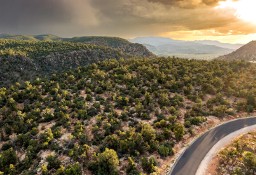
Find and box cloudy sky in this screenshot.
[0,0,256,43]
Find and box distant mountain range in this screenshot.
[194,40,243,50]
[217,41,256,61]
[130,37,243,58]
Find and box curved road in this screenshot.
[169,117,256,175]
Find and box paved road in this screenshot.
[170,117,256,175]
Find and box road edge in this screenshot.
[167,116,255,175]
[196,124,256,175]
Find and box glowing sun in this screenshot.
[217,0,256,24]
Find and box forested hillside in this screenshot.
[64,36,154,57]
[0,39,153,87]
[0,57,256,175]
[0,35,154,58]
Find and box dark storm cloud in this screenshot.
[0,0,70,33]
[0,0,99,35]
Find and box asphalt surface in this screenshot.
[170,117,256,175]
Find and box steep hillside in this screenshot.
[0,58,256,175]
[0,39,127,87]
[218,41,256,61]
[64,36,154,57]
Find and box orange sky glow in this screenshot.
[160,0,256,43]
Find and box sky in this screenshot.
[0,0,256,44]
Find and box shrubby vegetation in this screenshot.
[0,39,103,58]
[0,57,256,174]
[0,39,126,87]
[217,132,256,175]
[0,35,154,58]
[0,39,154,87]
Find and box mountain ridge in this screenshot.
[217,41,256,61]
[0,34,154,58]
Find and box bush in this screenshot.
[173,123,185,141]
[55,163,82,175]
[0,148,17,173]
[90,148,119,175]
[46,155,61,170]
[141,123,156,143]
[158,143,174,157]
[141,156,157,174]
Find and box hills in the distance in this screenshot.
[218,41,256,61]
[1,33,254,93]
[130,37,243,59]
[0,34,154,58]
[1,34,244,59]
[0,34,62,41]
[2,34,256,62]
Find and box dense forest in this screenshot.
[0,56,256,174]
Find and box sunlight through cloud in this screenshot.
[217,0,256,24]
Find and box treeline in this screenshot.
[0,39,111,58]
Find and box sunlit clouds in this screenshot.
[0,0,256,43]
[217,0,256,24]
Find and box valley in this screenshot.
[130,37,243,58]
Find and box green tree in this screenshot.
[46,155,61,170]
[173,123,185,141]
[141,157,157,174]
[91,148,119,175]
[141,123,156,143]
